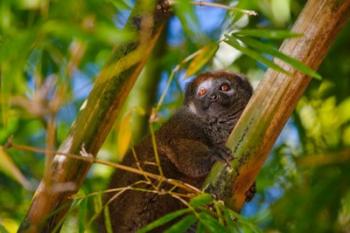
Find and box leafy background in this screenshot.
[0,0,350,232]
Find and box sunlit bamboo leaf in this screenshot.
[338,98,350,124]
[235,29,302,39]
[189,193,213,208]
[186,43,218,77]
[108,0,132,9]
[94,22,136,44]
[19,0,42,9]
[93,193,103,215]
[164,215,196,233]
[271,0,291,26]
[41,20,134,45]
[225,37,289,75]
[240,37,322,79]
[137,209,191,233]
[0,30,36,63]
[117,112,132,159]
[104,207,113,233]
[41,21,87,40]
[0,147,32,190]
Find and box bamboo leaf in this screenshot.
[196,222,206,233]
[137,209,191,233]
[225,37,290,75]
[174,0,200,40]
[186,43,218,77]
[78,199,88,233]
[0,146,32,190]
[271,0,291,26]
[117,112,133,159]
[104,207,113,233]
[0,224,9,233]
[235,29,302,39]
[174,0,199,27]
[225,208,262,233]
[108,0,132,9]
[41,20,134,45]
[240,37,322,79]
[198,212,226,233]
[93,193,103,215]
[164,215,196,233]
[223,208,239,233]
[189,193,213,208]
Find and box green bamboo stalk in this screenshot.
[18,1,171,232]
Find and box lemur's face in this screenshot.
[185,71,253,118]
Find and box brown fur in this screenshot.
[99,71,253,232]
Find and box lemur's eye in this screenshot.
[220,83,231,92]
[197,88,207,97]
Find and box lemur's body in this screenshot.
[101,71,253,232]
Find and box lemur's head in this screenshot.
[185,71,253,119]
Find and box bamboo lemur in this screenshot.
[100,71,253,232]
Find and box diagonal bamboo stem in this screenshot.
[204,0,350,211]
[18,1,171,232]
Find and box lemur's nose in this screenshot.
[210,93,218,101]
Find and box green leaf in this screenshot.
[240,223,263,233]
[104,207,113,233]
[223,208,239,233]
[93,193,103,215]
[271,0,291,26]
[189,193,214,208]
[198,212,227,233]
[196,222,206,233]
[41,20,134,45]
[235,29,302,39]
[164,215,196,233]
[0,224,9,233]
[174,0,199,27]
[0,147,32,189]
[225,36,290,75]
[78,199,88,233]
[174,0,202,41]
[230,1,250,23]
[224,208,262,233]
[94,22,136,45]
[137,209,191,233]
[117,112,133,158]
[186,43,218,77]
[240,37,322,79]
[108,0,132,9]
